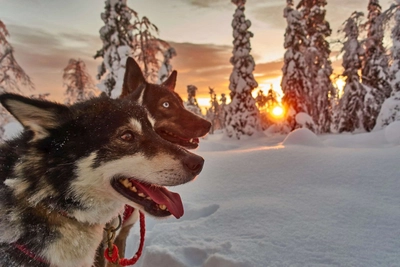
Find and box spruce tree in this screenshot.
[335,12,367,133]
[63,59,97,105]
[94,0,137,97]
[185,85,202,116]
[362,0,392,131]
[158,47,177,83]
[297,0,335,133]
[281,0,310,131]
[225,0,261,139]
[374,2,400,129]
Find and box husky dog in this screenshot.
[96,58,211,267]
[120,57,211,149]
[0,93,204,267]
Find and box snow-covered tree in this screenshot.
[185,84,202,116]
[298,0,335,133]
[132,16,170,84]
[158,47,177,84]
[94,0,137,97]
[225,0,261,139]
[63,59,97,105]
[361,0,392,131]
[219,93,227,129]
[281,0,310,131]
[206,87,223,133]
[335,12,368,133]
[374,2,400,130]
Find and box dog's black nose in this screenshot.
[183,154,204,176]
[204,120,212,132]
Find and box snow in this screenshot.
[3,121,22,140]
[384,120,400,145]
[4,123,400,266]
[123,130,400,267]
[282,128,324,147]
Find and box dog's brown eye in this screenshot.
[120,131,135,142]
[162,102,169,108]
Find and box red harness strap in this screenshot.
[123,205,135,222]
[13,243,49,265]
[104,210,146,266]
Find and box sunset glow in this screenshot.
[271,105,284,118]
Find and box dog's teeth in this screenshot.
[131,186,137,193]
[121,179,131,188]
[189,138,193,143]
[159,204,167,210]
[146,197,152,200]
[138,193,145,197]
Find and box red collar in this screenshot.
[13,243,49,265]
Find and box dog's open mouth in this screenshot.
[111,177,184,218]
[157,129,200,149]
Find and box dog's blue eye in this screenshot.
[120,131,135,142]
[162,102,169,108]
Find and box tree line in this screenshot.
[1,0,400,140]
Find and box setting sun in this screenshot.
[271,106,284,118]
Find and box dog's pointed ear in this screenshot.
[0,93,70,140]
[120,57,146,98]
[161,70,177,92]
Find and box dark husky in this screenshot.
[0,93,204,267]
[97,57,211,267]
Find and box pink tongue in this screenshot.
[132,181,184,219]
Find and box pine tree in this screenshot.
[94,0,137,97]
[207,87,223,133]
[219,93,227,129]
[158,47,177,83]
[374,2,400,129]
[185,85,202,116]
[362,0,392,131]
[281,0,310,131]
[297,0,335,133]
[225,0,261,139]
[335,12,367,133]
[132,17,170,84]
[63,59,97,105]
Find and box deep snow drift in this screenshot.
[123,128,400,267]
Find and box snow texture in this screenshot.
[384,120,400,144]
[120,130,400,267]
[282,128,324,147]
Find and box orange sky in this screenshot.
[0,0,391,108]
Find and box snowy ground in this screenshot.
[124,128,400,267]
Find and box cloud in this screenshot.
[168,42,232,98]
[169,41,284,99]
[183,0,229,8]
[6,23,102,100]
[248,1,286,29]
